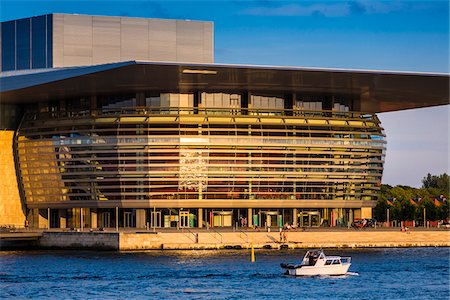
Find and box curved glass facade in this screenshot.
[17,100,385,229]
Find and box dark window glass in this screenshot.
[31,16,46,69]
[16,18,31,70]
[1,21,16,71]
[46,14,52,68]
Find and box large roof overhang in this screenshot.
[0,61,448,113]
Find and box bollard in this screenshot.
[251,242,255,263]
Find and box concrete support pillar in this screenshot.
[91,209,97,229]
[80,208,84,231]
[198,208,203,228]
[116,207,119,232]
[136,209,146,228]
[47,208,50,229]
[60,209,67,229]
[349,209,354,224]
[248,208,253,227]
[293,208,298,227]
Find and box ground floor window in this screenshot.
[29,207,365,229]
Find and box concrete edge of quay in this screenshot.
[1,230,449,251]
[156,242,450,251]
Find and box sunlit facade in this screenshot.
[17,97,385,228]
[1,14,448,229]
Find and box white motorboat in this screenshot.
[281,250,351,276]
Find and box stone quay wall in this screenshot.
[6,229,447,251]
[38,232,119,250]
[126,230,450,250]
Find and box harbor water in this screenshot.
[1,248,449,299]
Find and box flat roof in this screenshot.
[1,61,448,113]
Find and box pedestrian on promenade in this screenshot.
[279,230,283,243]
[283,231,287,243]
[24,219,29,230]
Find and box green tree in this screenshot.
[373,196,390,222]
[422,173,449,194]
[380,173,449,222]
[416,198,438,222]
[438,200,449,220]
[396,198,416,221]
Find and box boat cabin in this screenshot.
[301,250,350,266]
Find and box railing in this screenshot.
[24,107,379,122]
[207,226,223,243]
[181,227,197,243]
[238,229,249,243]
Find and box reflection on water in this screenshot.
[1,248,449,299]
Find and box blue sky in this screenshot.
[1,0,449,187]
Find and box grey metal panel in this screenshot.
[0,61,133,92]
[148,19,177,62]
[52,14,64,67]
[92,16,121,64]
[176,20,205,63]
[6,14,215,68]
[203,22,214,63]
[62,14,93,66]
[120,17,149,61]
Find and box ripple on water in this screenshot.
[0,248,449,299]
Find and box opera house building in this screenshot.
[1,14,448,229]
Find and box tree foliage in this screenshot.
[374,173,449,222]
[422,173,449,193]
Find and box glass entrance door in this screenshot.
[179,211,190,228]
[213,212,233,227]
[50,209,59,228]
[310,213,320,226]
[151,211,161,228]
[100,212,111,228]
[299,211,321,227]
[124,211,133,228]
[301,213,309,227]
[261,212,279,227]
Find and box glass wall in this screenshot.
[1,15,52,71]
[1,21,16,71]
[31,15,47,69]
[17,97,385,205]
[16,18,31,70]
[16,92,383,230]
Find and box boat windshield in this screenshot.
[302,250,325,266]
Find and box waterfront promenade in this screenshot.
[2,228,449,251]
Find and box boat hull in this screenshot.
[284,263,351,276]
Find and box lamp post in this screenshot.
[423,207,426,228]
[387,208,390,227]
